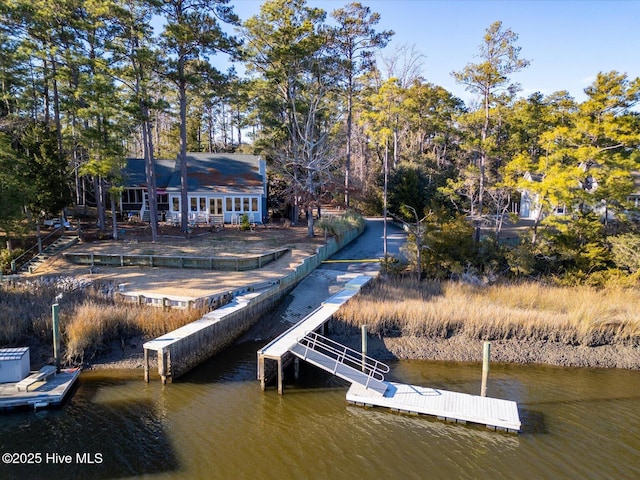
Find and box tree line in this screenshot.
[1,0,639,283]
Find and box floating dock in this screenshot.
[257,274,521,433]
[347,382,521,432]
[0,367,81,411]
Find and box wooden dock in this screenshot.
[346,382,521,432]
[257,275,373,393]
[257,273,521,433]
[0,368,81,411]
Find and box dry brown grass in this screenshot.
[335,277,640,346]
[63,302,204,364]
[0,279,204,365]
[0,281,64,345]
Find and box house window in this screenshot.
[209,198,222,215]
[123,189,143,204]
[226,197,232,212]
[199,197,206,212]
[172,197,180,212]
[234,198,241,211]
[251,198,258,212]
[190,197,198,211]
[243,197,250,212]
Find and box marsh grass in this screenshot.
[316,212,365,238]
[335,277,640,347]
[0,280,204,365]
[63,302,203,364]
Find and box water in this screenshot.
[1,342,639,480]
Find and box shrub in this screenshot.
[316,211,364,238]
[0,248,24,274]
[610,233,640,273]
[240,214,251,231]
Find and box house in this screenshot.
[121,158,175,219]
[518,172,554,219]
[121,153,267,225]
[628,171,640,208]
[519,168,640,222]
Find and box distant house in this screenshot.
[628,171,640,208]
[519,171,574,220]
[121,158,175,218]
[518,172,553,219]
[519,167,640,222]
[122,153,267,225]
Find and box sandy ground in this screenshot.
[34,224,326,299]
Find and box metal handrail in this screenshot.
[296,331,389,386]
[10,226,65,273]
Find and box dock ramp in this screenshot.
[290,331,389,396]
[257,273,521,432]
[257,275,374,394]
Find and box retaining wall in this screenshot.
[144,225,365,382]
[63,247,288,271]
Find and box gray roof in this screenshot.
[165,153,264,194]
[123,158,176,189]
[0,347,29,361]
[123,154,264,194]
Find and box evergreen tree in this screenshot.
[158,0,238,232]
[452,21,529,241]
[330,2,393,206]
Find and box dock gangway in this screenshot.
[289,331,389,396]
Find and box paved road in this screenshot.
[319,217,406,274]
[262,218,407,329]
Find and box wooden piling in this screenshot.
[258,355,266,391]
[144,349,150,383]
[277,358,284,395]
[361,325,368,372]
[481,341,490,397]
[160,349,168,385]
[52,303,61,371]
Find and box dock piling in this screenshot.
[52,303,61,371]
[361,325,367,372]
[481,341,490,397]
[144,349,150,383]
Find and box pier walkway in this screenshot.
[257,275,376,393]
[257,275,521,433]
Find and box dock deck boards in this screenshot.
[0,368,81,410]
[257,275,372,360]
[257,273,521,433]
[346,381,521,432]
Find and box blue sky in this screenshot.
[226,0,640,104]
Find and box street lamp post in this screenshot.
[383,138,389,267]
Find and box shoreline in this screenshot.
[85,331,640,371]
[345,334,640,370]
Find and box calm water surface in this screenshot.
[1,341,639,480]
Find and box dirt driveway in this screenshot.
[34,223,325,299]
